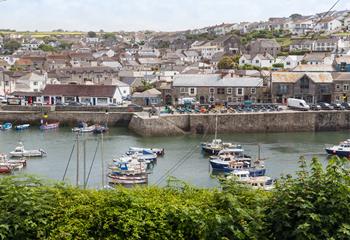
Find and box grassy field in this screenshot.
[0,31,85,38]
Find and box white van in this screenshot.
[287,98,310,111]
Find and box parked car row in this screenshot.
[310,102,350,111]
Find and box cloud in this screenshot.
[0,0,349,31]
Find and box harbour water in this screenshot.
[0,127,347,188]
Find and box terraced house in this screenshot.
[171,74,266,105]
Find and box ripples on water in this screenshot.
[0,127,348,188]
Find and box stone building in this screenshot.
[272,72,333,104]
[172,74,265,105]
[247,39,281,57]
[332,72,350,102]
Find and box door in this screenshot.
[199,96,205,104]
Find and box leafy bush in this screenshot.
[0,157,348,239]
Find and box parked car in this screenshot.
[67,102,82,106]
[310,104,321,111]
[341,102,350,110]
[331,103,345,110]
[0,96,7,105]
[319,102,334,110]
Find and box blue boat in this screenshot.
[93,125,108,134]
[15,124,30,130]
[0,123,12,130]
[325,139,350,158]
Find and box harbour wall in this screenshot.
[1,109,350,136]
[0,111,133,126]
[128,111,350,136]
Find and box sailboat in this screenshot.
[200,115,238,155]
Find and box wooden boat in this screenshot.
[15,124,30,130]
[0,122,12,130]
[9,142,46,158]
[40,122,59,130]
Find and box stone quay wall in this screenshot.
[128,111,350,137]
[1,109,350,136]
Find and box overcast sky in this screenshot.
[0,0,349,32]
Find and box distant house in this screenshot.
[313,38,338,52]
[334,56,350,72]
[247,39,281,57]
[190,41,224,60]
[183,50,200,63]
[239,54,252,66]
[15,71,47,93]
[272,72,333,104]
[279,55,304,69]
[132,88,162,106]
[290,18,314,35]
[302,52,333,65]
[42,84,129,105]
[251,53,274,68]
[332,72,350,102]
[289,39,314,52]
[314,17,342,32]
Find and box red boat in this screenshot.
[0,165,12,174]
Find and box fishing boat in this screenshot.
[9,142,46,158]
[325,139,350,158]
[108,156,148,185]
[15,124,30,130]
[128,147,165,156]
[201,116,237,155]
[125,149,158,162]
[40,122,59,130]
[210,155,252,172]
[93,125,108,134]
[0,122,12,130]
[72,122,96,133]
[227,170,274,190]
[0,154,25,171]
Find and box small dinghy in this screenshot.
[40,122,59,130]
[9,142,46,158]
[72,122,96,133]
[15,124,30,130]
[0,122,12,130]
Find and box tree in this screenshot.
[38,44,56,52]
[87,31,97,38]
[272,63,284,68]
[4,40,21,53]
[290,13,302,19]
[217,56,235,69]
[102,33,116,41]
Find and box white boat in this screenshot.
[227,170,274,190]
[72,123,96,133]
[0,154,26,171]
[128,147,165,156]
[9,142,47,158]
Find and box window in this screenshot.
[217,88,225,94]
[226,88,232,95]
[180,87,187,93]
[209,88,215,94]
[336,96,340,101]
[344,85,349,91]
[336,84,341,91]
[33,81,38,86]
[232,97,237,103]
[237,97,242,102]
[255,60,259,63]
[242,60,245,64]
[189,88,196,95]
[227,97,233,102]
[300,77,310,89]
[236,88,244,96]
[5,81,9,86]
[286,62,291,66]
[251,88,256,94]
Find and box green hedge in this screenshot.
[0,157,349,239]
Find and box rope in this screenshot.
[84,140,100,187]
[62,143,76,181]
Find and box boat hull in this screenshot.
[15,124,30,130]
[325,148,350,158]
[40,123,59,130]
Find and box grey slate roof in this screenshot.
[173,74,263,87]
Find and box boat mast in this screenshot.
[101,133,105,188]
[76,133,80,187]
[214,115,218,140]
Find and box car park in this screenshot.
[319,102,334,110]
[331,103,345,110]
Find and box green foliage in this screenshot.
[103,33,117,41]
[218,56,235,69]
[3,40,21,53]
[272,63,284,68]
[185,33,217,41]
[0,157,349,239]
[238,64,262,71]
[87,31,97,38]
[38,44,57,52]
[266,157,350,240]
